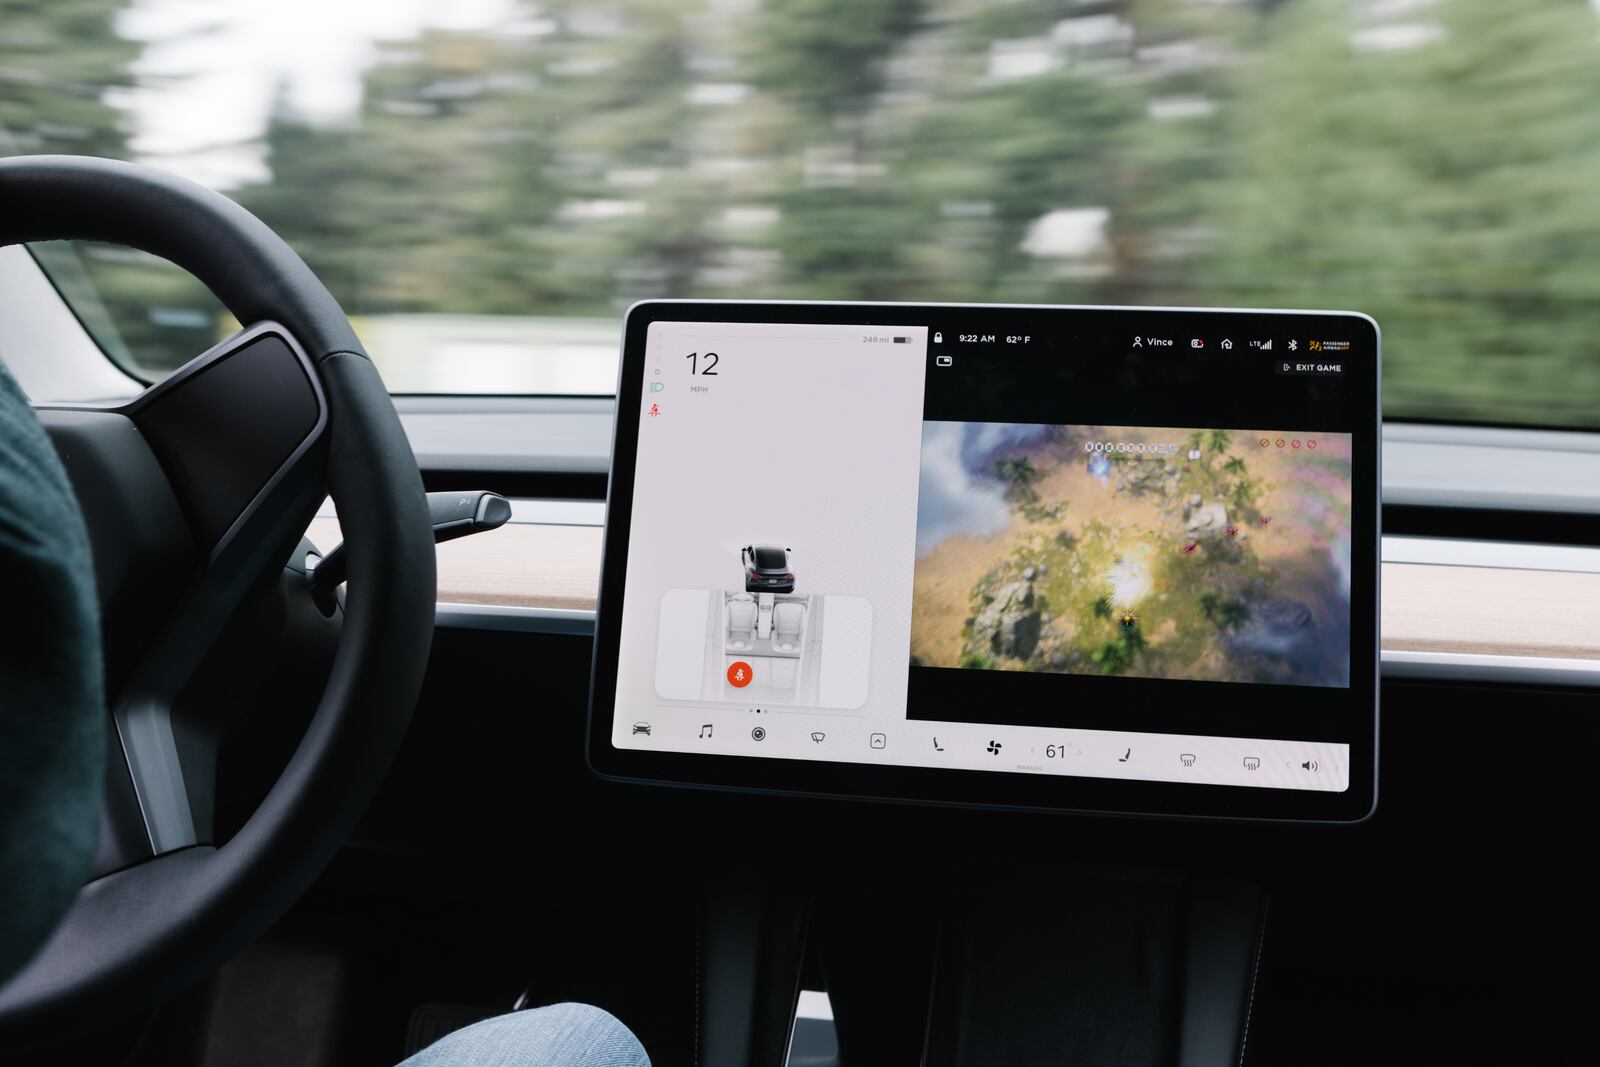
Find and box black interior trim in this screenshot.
[1383,503,1600,546]
[421,469,608,501]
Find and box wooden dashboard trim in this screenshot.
[305,518,1600,660]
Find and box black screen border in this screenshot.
[587,300,1379,823]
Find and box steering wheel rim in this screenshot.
[0,155,437,1047]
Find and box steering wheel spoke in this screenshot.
[40,323,329,862]
[116,324,328,856]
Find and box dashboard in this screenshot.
[587,302,1381,821]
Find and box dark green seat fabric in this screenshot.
[0,362,104,982]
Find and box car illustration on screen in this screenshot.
[741,544,796,594]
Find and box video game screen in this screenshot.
[911,423,1351,688]
[595,304,1379,820]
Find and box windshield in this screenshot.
[4,0,1599,424]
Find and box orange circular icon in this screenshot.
[727,661,754,688]
[1307,439,1317,449]
[1291,439,1301,448]
[1259,438,1270,448]
[1275,439,1286,448]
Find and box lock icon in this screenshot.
[933,332,943,344]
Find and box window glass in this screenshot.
[5,0,1600,420]
[28,241,231,382]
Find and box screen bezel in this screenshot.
[587,301,1380,823]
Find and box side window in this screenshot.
[31,242,230,384]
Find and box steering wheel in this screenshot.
[0,156,437,1047]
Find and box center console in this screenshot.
[588,301,1378,1065]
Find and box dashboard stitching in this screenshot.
[1238,897,1269,1067]
[693,910,702,1067]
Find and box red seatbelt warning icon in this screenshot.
[727,661,753,688]
[648,402,661,417]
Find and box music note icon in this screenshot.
[699,724,713,739]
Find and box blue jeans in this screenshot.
[399,1003,650,1067]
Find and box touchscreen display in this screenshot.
[591,304,1378,820]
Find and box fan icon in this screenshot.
[987,740,1003,755]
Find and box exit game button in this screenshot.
[1275,358,1345,376]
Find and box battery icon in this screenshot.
[893,336,910,343]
